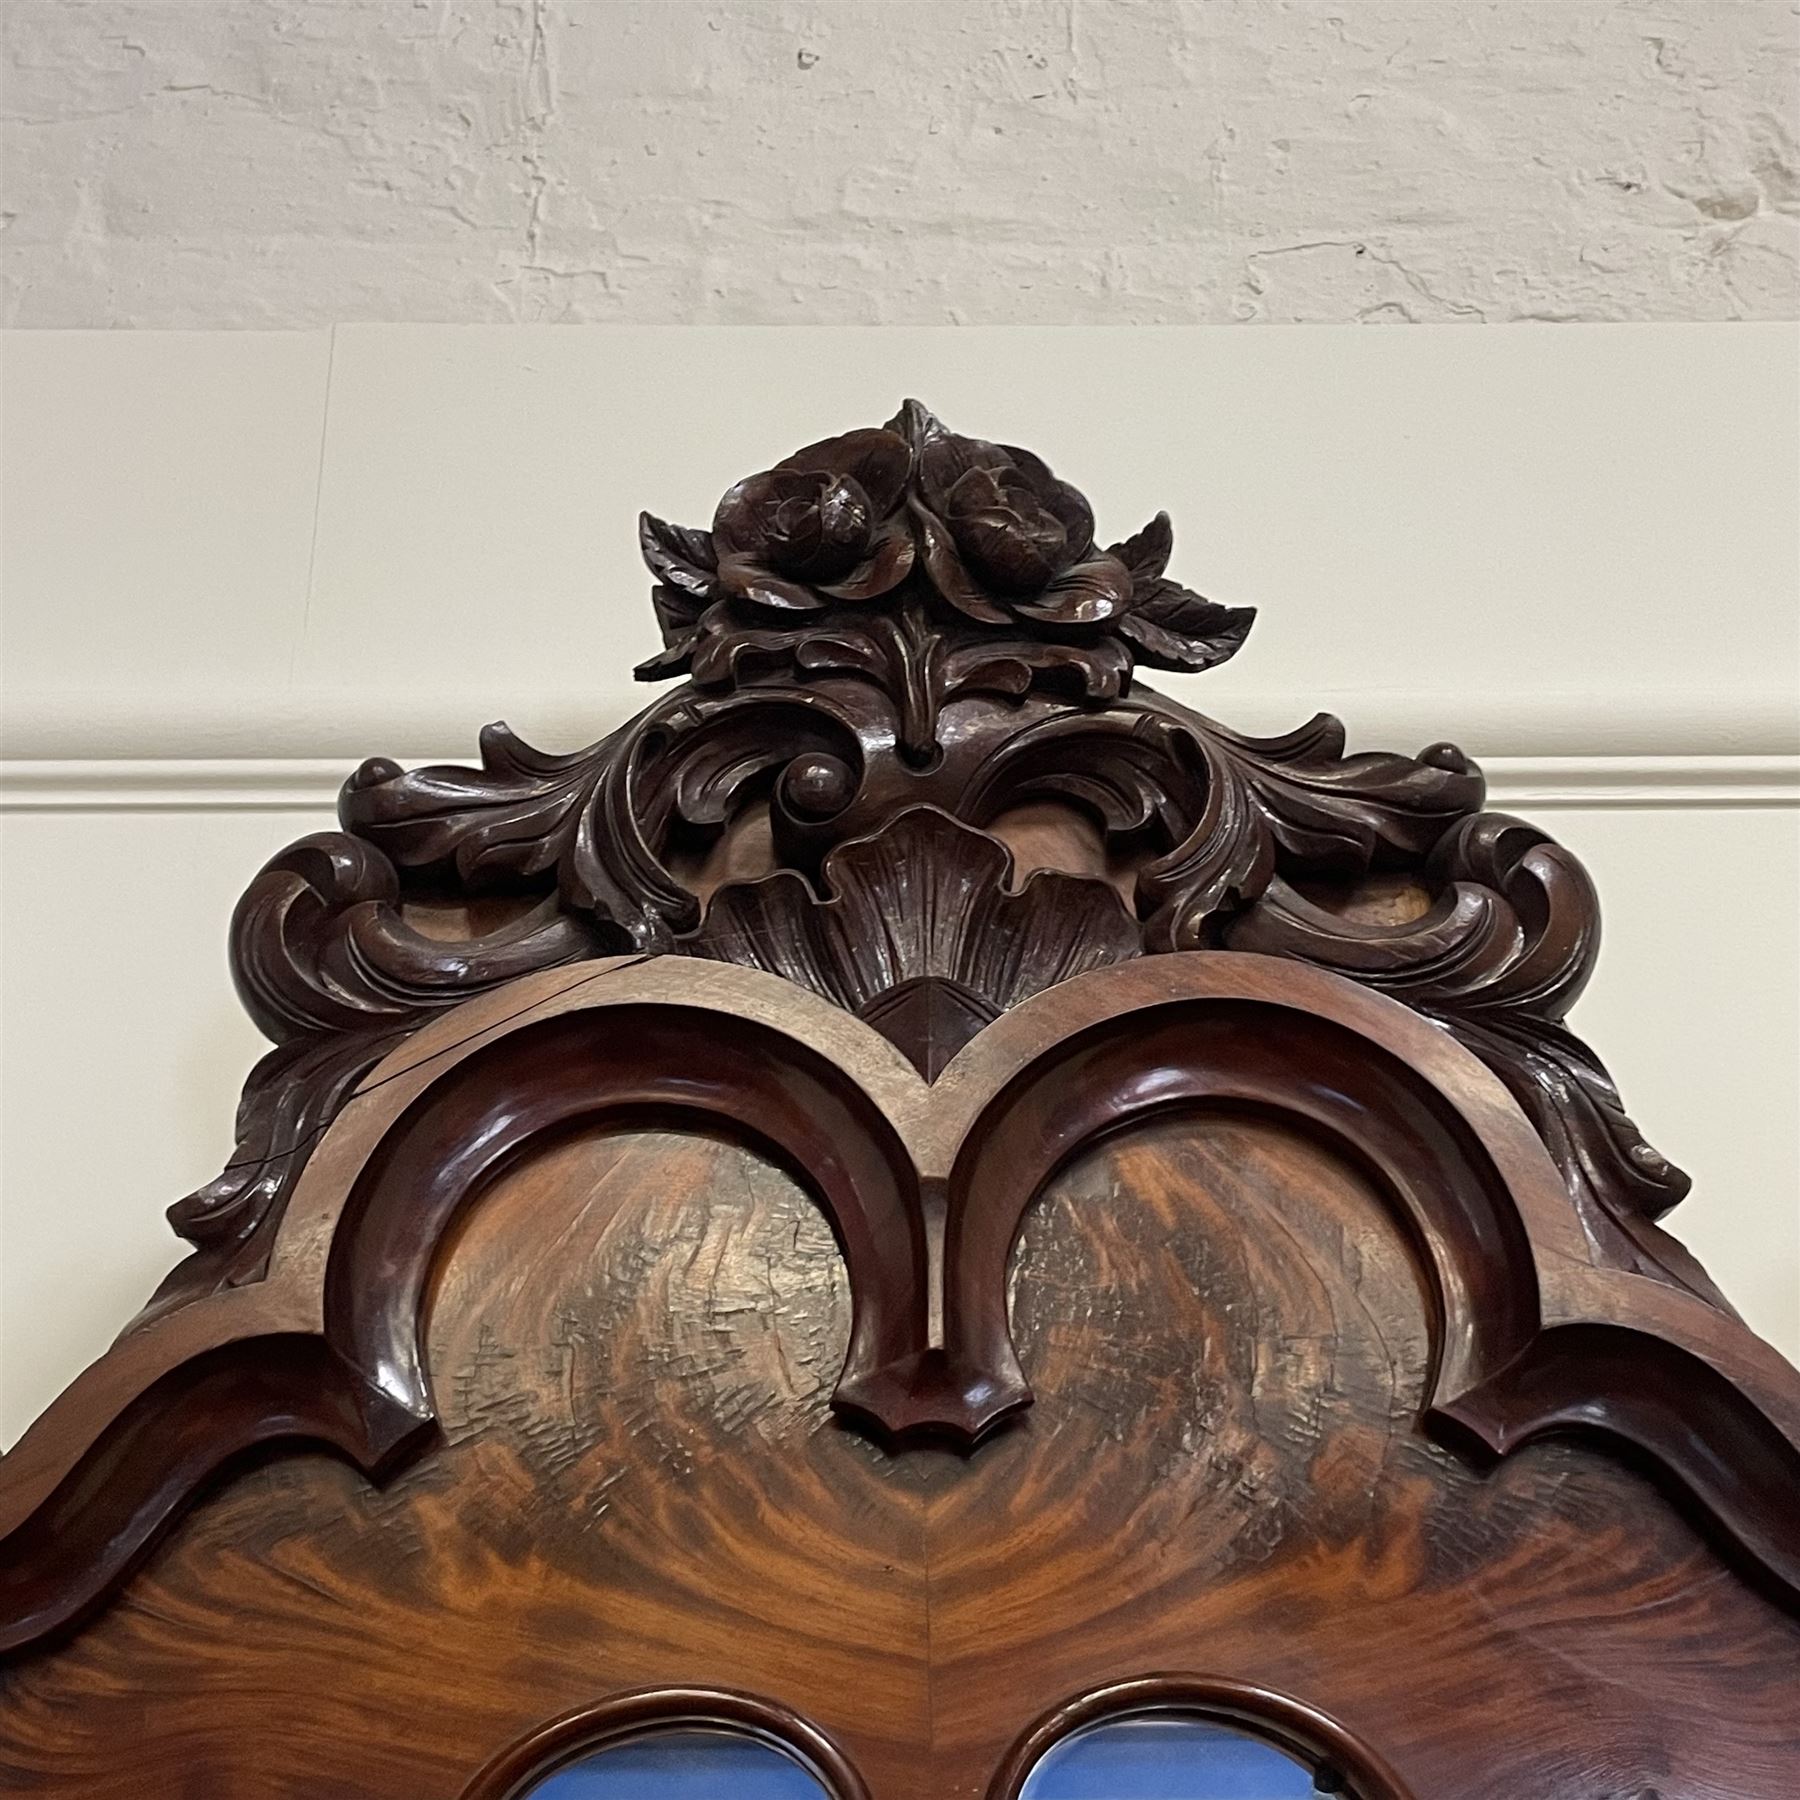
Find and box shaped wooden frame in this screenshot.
[2,401,1795,1711]
[7,948,1797,1655]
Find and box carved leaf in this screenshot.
[688,611,820,689]
[1108,512,1174,588]
[634,588,705,680]
[342,732,596,890]
[1203,712,1486,873]
[1137,731,1276,950]
[965,703,1482,953]
[656,696,867,849]
[635,516,722,678]
[1120,585,1257,673]
[229,831,599,1043]
[1011,553,1135,626]
[634,632,697,682]
[943,635,1134,708]
[158,1030,401,1280]
[1104,512,1255,673]
[638,510,718,599]
[339,718,697,950]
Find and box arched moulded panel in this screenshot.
[3,952,1798,1653]
[989,1676,1415,1800]
[456,1688,869,1800]
[0,958,931,1651]
[927,958,1800,1609]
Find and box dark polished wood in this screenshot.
[986,1675,1416,1800]
[140,403,1685,1332]
[8,954,1796,1656]
[1,401,1795,1795]
[5,1100,1797,1795]
[458,1687,876,1800]
[3,1123,933,1796]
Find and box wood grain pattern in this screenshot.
[1,1128,928,1796]
[10,953,1794,1662]
[4,1111,1796,1796]
[945,1117,1800,1798]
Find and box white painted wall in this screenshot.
[3,2,1797,327]
[2,324,1797,1446]
[6,323,1798,760]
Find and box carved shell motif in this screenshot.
[684,807,1143,1078]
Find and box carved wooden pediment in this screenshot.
[2,404,1796,1797]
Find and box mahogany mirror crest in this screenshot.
[1,402,1795,1798]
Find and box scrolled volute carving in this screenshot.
[228,829,601,1041]
[148,399,1699,1340]
[153,824,607,1310]
[1227,808,1710,1300]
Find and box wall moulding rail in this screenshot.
[2,755,1796,814]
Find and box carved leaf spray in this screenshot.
[159,400,1705,1329]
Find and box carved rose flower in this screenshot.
[894,401,1135,628]
[635,400,1256,687]
[711,426,916,612]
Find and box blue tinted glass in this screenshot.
[521,1727,830,1799]
[1020,1715,1321,1800]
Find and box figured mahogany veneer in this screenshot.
[2,402,1795,1796]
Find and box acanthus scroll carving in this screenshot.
[149,400,1698,1342]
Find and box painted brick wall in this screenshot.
[4,0,1797,327]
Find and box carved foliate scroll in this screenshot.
[158,402,1683,1320]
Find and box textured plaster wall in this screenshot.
[4,0,1797,328]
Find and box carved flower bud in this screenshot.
[759,471,874,580]
[712,427,915,613]
[896,401,1134,628]
[942,465,1071,594]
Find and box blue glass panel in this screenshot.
[1019,1714,1322,1800]
[520,1727,830,1799]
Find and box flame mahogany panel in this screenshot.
[2,402,1796,1796]
[4,1082,1798,1796]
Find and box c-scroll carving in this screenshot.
[151,827,606,1315]
[1225,810,1717,1301]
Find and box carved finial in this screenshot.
[635,402,1256,690]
